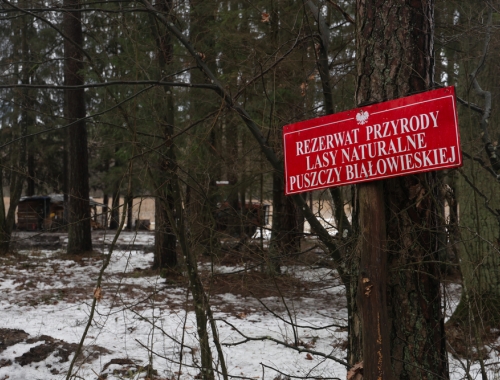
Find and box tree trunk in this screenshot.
[102,193,109,228]
[267,0,304,270]
[268,172,285,273]
[188,0,221,258]
[64,0,92,254]
[63,139,69,226]
[225,118,242,238]
[27,150,35,196]
[126,196,133,230]
[353,1,449,378]
[150,0,177,270]
[109,188,120,230]
[269,173,302,273]
[153,192,177,269]
[0,10,31,254]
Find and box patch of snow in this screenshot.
[0,240,493,380]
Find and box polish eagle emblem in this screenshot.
[356,110,369,125]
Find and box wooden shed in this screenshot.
[17,196,51,231]
[17,194,102,231]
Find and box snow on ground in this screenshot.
[0,232,498,379]
[0,238,347,380]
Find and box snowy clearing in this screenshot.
[0,231,497,379]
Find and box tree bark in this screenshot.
[267,0,305,270]
[102,193,109,228]
[0,8,31,253]
[126,196,133,230]
[354,0,448,378]
[186,0,221,258]
[150,0,177,270]
[26,150,35,197]
[109,186,120,230]
[64,0,92,254]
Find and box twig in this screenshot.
[252,295,347,330]
[446,341,474,380]
[138,0,343,274]
[458,169,500,220]
[456,96,484,114]
[485,362,500,367]
[325,0,354,25]
[462,151,500,180]
[217,319,350,368]
[0,80,218,90]
[128,308,194,351]
[434,81,484,114]
[271,276,299,345]
[0,85,154,150]
[1,0,92,62]
[178,286,190,380]
[261,363,341,379]
[135,339,256,379]
[134,339,201,369]
[233,35,312,102]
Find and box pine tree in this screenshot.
[64,0,92,254]
[353,0,448,378]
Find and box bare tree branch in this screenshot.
[462,151,500,180]
[1,0,93,62]
[217,318,350,368]
[0,85,155,150]
[233,35,313,101]
[458,168,500,220]
[261,363,342,379]
[137,0,345,271]
[0,80,218,90]
[326,0,355,25]
[456,95,484,114]
[253,295,348,330]
[434,81,484,113]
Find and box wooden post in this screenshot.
[358,180,393,380]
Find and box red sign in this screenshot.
[283,86,461,195]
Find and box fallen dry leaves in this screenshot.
[93,287,103,302]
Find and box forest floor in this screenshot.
[0,231,498,380]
